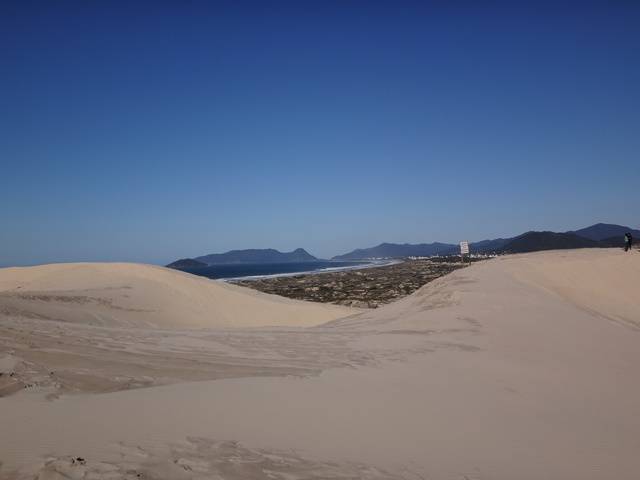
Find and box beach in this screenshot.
[1,249,639,479]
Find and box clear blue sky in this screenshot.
[2,1,639,265]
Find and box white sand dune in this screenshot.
[1,249,639,479]
[505,249,640,329]
[0,262,355,328]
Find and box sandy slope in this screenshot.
[505,249,640,329]
[1,249,639,480]
[0,262,355,328]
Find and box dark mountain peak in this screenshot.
[190,248,319,266]
[570,223,640,241]
[332,242,457,260]
[471,238,510,253]
[166,258,207,269]
[501,231,600,253]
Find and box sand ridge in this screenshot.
[503,248,640,329]
[0,262,356,329]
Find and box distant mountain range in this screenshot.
[166,223,639,268]
[167,248,319,268]
[569,223,640,241]
[330,223,639,259]
[499,231,600,253]
[331,242,458,261]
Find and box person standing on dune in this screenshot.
[624,232,633,252]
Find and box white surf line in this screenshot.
[220,259,404,282]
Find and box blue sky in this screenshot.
[2,1,639,265]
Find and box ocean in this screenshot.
[176,260,373,280]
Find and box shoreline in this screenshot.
[221,259,403,282]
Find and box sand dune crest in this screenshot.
[0,263,355,329]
